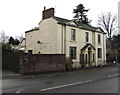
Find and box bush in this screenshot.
[65,57,73,70]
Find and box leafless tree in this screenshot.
[98,12,117,39]
[0,31,9,43]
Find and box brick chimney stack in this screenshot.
[42,7,54,20]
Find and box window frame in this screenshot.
[71,29,76,41]
[98,34,101,44]
[85,32,89,42]
[98,48,102,58]
[69,46,77,60]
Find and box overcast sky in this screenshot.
[0,0,119,37]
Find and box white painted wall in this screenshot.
[25,17,106,67]
[25,18,58,54]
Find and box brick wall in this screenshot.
[20,54,66,74]
[42,7,54,20]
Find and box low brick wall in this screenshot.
[20,54,66,74]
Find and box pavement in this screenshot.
[2,65,117,80]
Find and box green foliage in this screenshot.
[8,36,20,45]
[2,50,20,72]
[2,43,11,51]
[73,4,90,24]
[9,37,15,45]
[14,39,20,45]
[66,57,73,70]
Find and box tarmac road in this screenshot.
[2,66,119,94]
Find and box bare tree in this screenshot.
[0,31,9,43]
[98,12,117,39]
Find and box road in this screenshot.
[2,66,119,93]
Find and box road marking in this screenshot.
[28,76,35,78]
[108,75,112,78]
[108,74,119,78]
[41,80,93,92]
[16,89,24,93]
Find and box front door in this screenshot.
[88,47,92,66]
[80,54,84,67]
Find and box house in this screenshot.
[25,7,106,68]
[10,38,26,51]
[19,38,26,51]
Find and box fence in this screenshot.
[20,54,66,74]
[2,50,20,73]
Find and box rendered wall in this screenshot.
[25,18,58,54]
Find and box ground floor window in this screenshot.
[98,48,102,58]
[85,54,87,64]
[93,53,95,62]
[69,47,77,60]
[28,50,33,54]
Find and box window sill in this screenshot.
[98,43,102,45]
[72,59,77,62]
[70,40,77,43]
[85,42,89,43]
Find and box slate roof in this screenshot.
[25,16,106,34]
[53,16,106,34]
[25,27,39,33]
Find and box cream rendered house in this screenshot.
[25,8,106,68]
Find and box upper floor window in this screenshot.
[71,29,76,41]
[85,32,89,42]
[98,34,101,44]
[69,46,77,60]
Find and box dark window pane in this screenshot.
[28,50,32,54]
[98,34,101,43]
[85,32,89,42]
[70,47,76,60]
[71,29,76,41]
[98,48,102,58]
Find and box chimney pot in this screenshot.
[44,6,46,10]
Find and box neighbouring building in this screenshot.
[25,7,106,68]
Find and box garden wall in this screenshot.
[20,54,66,74]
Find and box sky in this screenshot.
[0,0,119,38]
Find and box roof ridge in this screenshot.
[53,16,71,21]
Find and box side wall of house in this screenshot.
[25,18,58,54]
[94,32,106,66]
[25,30,39,53]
